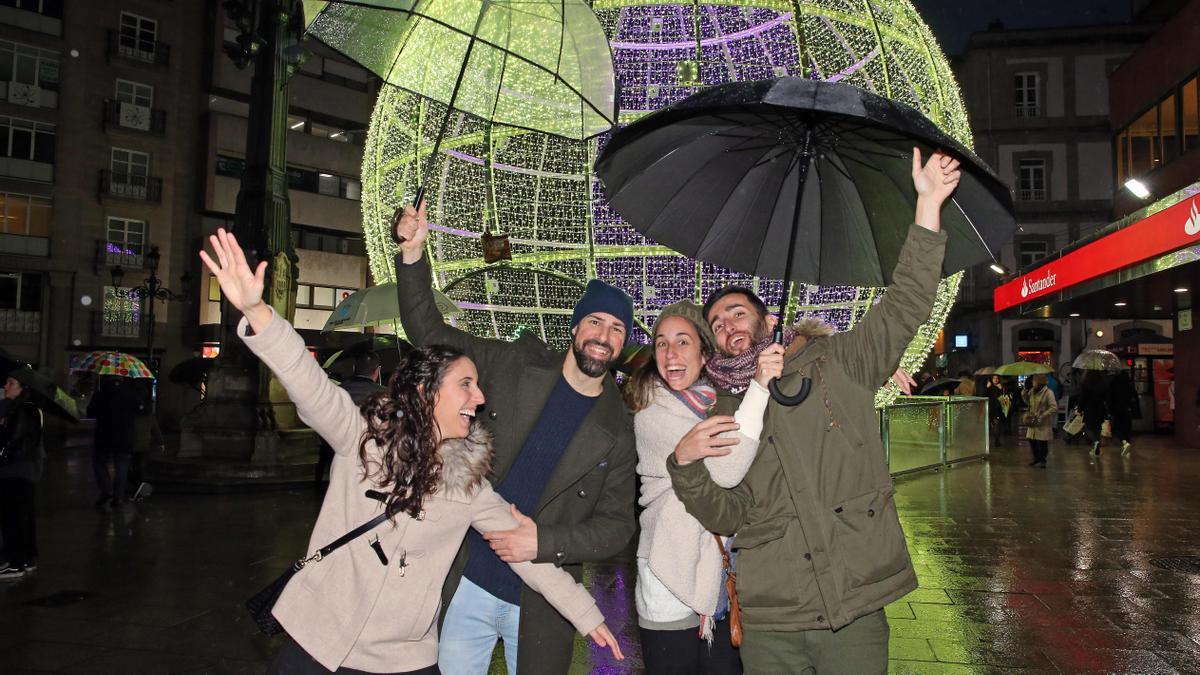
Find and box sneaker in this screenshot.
[0,566,26,582]
[1092,442,1101,456]
[1121,441,1132,456]
[133,482,152,501]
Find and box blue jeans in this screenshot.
[438,577,521,675]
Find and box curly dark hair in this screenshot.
[358,345,466,520]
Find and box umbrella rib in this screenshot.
[949,195,998,261]
[754,151,802,277]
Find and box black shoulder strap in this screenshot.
[313,490,394,559]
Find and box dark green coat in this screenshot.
[667,224,947,633]
[395,253,637,674]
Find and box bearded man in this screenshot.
[393,203,637,675]
[668,149,961,673]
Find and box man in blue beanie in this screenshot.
[393,202,637,675]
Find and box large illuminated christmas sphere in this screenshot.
[360,1,969,399]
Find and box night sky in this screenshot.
[911,0,1134,54]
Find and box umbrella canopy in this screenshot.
[595,77,1017,287]
[303,0,616,140]
[918,377,961,395]
[322,283,461,332]
[321,336,413,382]
[995,361,1053,376]
[6,365,80,422]
[1072,349,1123,371]
[71,351,154,379]
[974,366,997,376]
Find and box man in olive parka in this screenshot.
[668,149,962,673]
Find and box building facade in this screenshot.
[945,21,1162,378]
[0,0,378,427]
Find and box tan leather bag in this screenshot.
[714,534,742,647]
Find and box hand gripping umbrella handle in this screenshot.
[768,325,812,406]
[391,185,427,246]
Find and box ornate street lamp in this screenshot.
[111,245,190,372]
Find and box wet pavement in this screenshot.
[2,433,1200,674]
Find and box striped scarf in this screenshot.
[668,379,717,419]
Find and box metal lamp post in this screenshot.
[111,245,189,373]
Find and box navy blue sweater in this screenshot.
[462,376,597,604]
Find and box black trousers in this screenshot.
[1110,415,1133,443]
[0,478,37,566]
[639,617,742,675]
[269,639,440,675]
[1029,439,1049,463]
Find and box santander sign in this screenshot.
[995,195,1200,312]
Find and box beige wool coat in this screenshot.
[1023,385,1058,441]
[241,310,603,673]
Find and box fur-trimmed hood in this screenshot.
[438,423,493,498]
[785,316,838,355]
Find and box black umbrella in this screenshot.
[918,377,961,395]
[6,365,80,423]
[596,77,1016,405]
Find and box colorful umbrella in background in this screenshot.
[1072,349,1123,371]
[71,351,154,379]
[994,361,1054,377]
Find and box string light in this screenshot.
[362,1,973,405]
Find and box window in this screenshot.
[0,40,59,92]
[1018,239,1051,267]
[101,285,140,337]
[0,271,40,311]
[0,0,62,18]
[1014,72,1040,118]
[115,79,152,107]
[0,115,53,162]
[106,217,145,265]
[1017,158,1046,201]
[218,155,361,200]
[110,147,150,196]
[1184,76,1199,153]
[118,12,157,62]
[0,192,49,236]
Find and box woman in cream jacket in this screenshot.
[201,229,621,674]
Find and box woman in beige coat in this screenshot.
[1023,374,1057,468]
[200,230,621,674]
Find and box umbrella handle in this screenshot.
[769,377,812,406]
[768,325,812,406]
[391,185,427,246]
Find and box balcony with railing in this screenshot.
[1018,188,1047,201]
[102,99,167,134]
[107,29,170,66]
[99,170,162,202]
[98,239,147,270]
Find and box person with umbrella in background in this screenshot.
[88,375,145,510]
[1108,371,1138,456]
[0,367,47,581]
[1076,370,1110,458]
[662,149,960,672]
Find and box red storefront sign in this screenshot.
[994,196,1200,312]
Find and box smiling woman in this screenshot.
[198,229,623,673]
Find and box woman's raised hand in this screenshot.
[588,623,624,661]
[199,228,272,331]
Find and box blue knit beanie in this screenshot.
[570,279,634,341]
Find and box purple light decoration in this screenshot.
[609,12,794,50]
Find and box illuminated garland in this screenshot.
[361,1,973,405]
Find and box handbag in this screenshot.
[713,534,742,648]
[1064,412,1084,436]
[246,496,394,636]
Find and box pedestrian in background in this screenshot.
[1023,374,1057,467]
[87,375,143,510]
[1076,370,1109,457]
[0,368,46,581]
[127,380,162,501]
[1107,371,1137,456]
